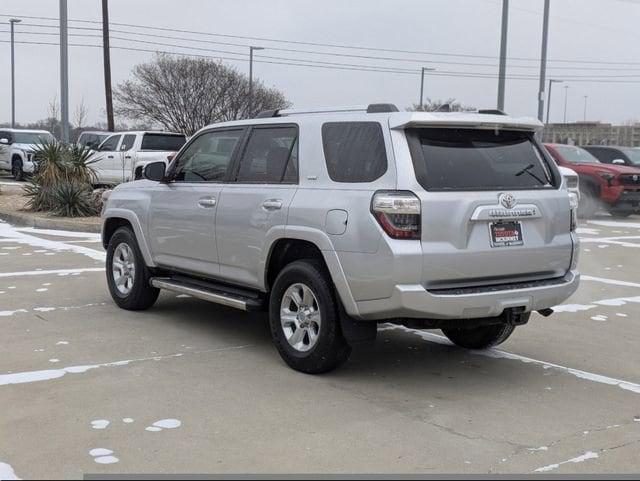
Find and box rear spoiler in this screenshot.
[389,113,543,132]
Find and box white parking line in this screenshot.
[0,345,253,387]
[380,325,640,395]
[0,267,105,279]
[534,451,599,473]
[582,275,640,289]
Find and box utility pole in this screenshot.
[419,67,436,110]
[545,79,563,124]
[563,85,569,123]
[583,95,588,121]
[9,18,21,128]
[60,0,70,143]
[537,0,551,122]
[102,0,115,132]
[248,46,264,116]
[497,0,509,111]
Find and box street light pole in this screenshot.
[248,46,264,116]
[563,85,570,123]
[9,18,21,128]
[419,67,436,110]
[583,95,588,121]
[545,79,563,124]
[497,0,509,111]
[537,0,551,122]
[60,0,70,143]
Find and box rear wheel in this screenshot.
[106,227,159,310]
[11,158,24,181]
[442,323,516,350]
[269,260,351,374]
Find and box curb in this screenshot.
[0,209,102,234]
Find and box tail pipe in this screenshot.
[537,308,554,317]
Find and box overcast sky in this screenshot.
[1,0,640,127]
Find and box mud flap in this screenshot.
[338,302,377,346]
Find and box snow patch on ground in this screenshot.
[0,462,20,480]
[91,420,110,430]
[534,451,599,473]
[146,419,182,432]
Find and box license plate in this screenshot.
[490,221,523,248]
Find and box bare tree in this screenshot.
[74,98,89,129]
[409,98,476,112]
[48,95,60,120]
[114,54,290,135]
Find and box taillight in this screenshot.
[371,191,421,240]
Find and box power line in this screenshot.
[4,38,640,84]
[3,12,640,67]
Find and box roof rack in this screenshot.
[255,103,399,119]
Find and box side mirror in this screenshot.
[0,138,9,145]
[143,161,166,182]
[612,159,626,165]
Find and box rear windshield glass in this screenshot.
[409,128,554,191]
[553,145,600,164]
[141,133,186,151]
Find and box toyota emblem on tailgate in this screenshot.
[499,193,518,209]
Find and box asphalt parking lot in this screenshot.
[1,215,640,478]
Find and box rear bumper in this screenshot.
[355,270,580,320]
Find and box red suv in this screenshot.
[545,143,640,218]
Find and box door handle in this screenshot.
[197,197,217,208]
[262,199,283,210]
[107,155,114,159]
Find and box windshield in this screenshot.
[554,145,601,164]
[408,128,554,191]
[621,148,640,165]
[13,132,55,145]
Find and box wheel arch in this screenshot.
[102,209,156,267]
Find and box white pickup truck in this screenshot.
[89,131,186,185]
[0,129,55,180]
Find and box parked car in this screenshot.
[89,131,186,185]
[102,105,580,374]
[583,145,640,168]
[77,131,111,150]
[0,128,55,180]
[545,143,640,218]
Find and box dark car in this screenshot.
[584,145,640,168]
[545,143,640,218]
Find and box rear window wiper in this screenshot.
[515,163,547,185]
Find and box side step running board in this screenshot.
[150,277,263,311]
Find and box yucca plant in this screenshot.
[23,140,98,217]
[48,181,98,218]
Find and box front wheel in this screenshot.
[442,323,517,350]
[106,227,159,310]
[269,260,351,374]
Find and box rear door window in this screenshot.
[235,126,298,183]
[408,128,555,191]
[322,122,387,183]
[120,134,137,151]
[141,133,186,151]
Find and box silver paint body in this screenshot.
[103,111,580,321]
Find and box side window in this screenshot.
[172,129,243,183]
[99,135,121,151]
[322,122,387,183]
[0,131,13,143]
[236,126,298,183]
[120,134,137,151]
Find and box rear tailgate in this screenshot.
[404,126,574,290]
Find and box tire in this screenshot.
[610,211,633,218]
[11,158,24,181]
[269,259,351,374]
[442,323,516,350]
[106,226,159,310]
[578,188,599,219]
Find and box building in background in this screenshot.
[542,122,640,147]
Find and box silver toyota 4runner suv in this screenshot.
[102,104,580,374]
